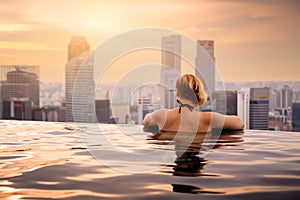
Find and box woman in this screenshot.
[143,74,244,132]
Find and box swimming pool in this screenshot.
[0,120,299,199]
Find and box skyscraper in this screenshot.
[212,91,237,115]
[65,36,95,122]
[160,35,181,109]
[195,40,215,94]
[237,88,250,129]
[0,65,39,119]
[68,36,90,62]
[249,88,270,130]
[292,103,300,132]
[269,89,281,110]
[281,85,293,109]
[237,87,270,130]
[95,99,110,123]
[137,97,151,125]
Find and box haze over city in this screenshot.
[1,0,300,83]
[1,1,300,198]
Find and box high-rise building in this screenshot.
[0,65,39,119]
[65,36,95,122]
[212,91,237,115]
[195,40,215,94]
[160,35,181,109]
[292,103,300,132]
[281,85,293,109]
[269,89,281,110]
[237,88,250,130]
[137,97,151,125]
[249,88,270,130]
[238,87,270,130]
[68,36,90,62]
[95,99,110,123]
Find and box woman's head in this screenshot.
[176,74,207,106]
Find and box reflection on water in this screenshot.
[149,129,244,194]
[0,120,299,199]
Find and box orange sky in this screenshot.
[0,0,299,82]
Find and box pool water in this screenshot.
[0,120,299,199]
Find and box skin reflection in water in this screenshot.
[146,126,244,194]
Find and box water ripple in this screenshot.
[0,120,299,199]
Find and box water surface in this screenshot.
[0,120,299,199]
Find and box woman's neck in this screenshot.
[177,98,197,108]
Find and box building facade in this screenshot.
[237,88,250,130]
[292,103,300,132]
[281,85,293,109]
[95,99,110,123]
[249,88,270,130]
[212,91,237,115]
[160,35,181,109]
[65,36,95,122]
[137,97,151,125]
[195,40,215,94]
[3,99,32,120]
[0,65,39,119]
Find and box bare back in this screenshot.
[143,107,243,132]
[146,107,212,133]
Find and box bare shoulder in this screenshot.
[143,109,168,126]
[152,109,168,117]
[199,112,213,121]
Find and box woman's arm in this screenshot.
[210,112,244,130]
[223,115,244,130]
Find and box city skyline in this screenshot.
[0,0,299,83]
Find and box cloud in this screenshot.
[0,21,73,46]
[0,23,32,32]
[0,0,299,82]
[0,41,64,51]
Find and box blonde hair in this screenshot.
[176,74,207,106]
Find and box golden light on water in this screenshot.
[0,120,299,198]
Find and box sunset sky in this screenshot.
[0,0,299,83]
